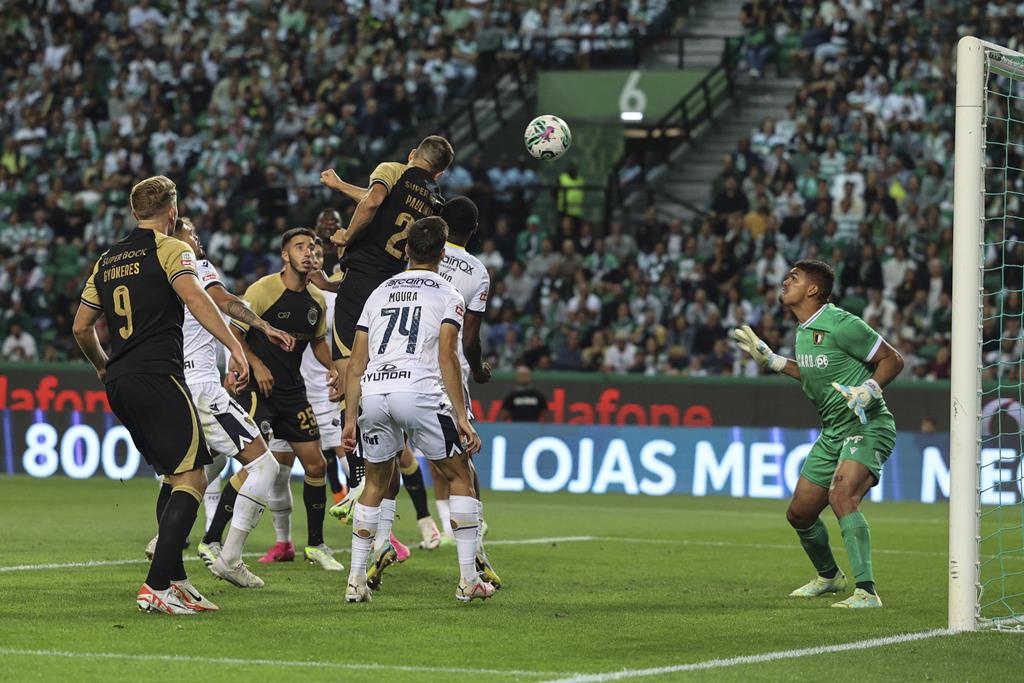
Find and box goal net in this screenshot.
[951,37,1024,632]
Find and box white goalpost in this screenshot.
[950,36,1024,632]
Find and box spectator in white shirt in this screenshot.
[2,323,39,362]
[863,287,896,330]
[604,330,637,374]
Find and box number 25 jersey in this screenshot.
[80,228,197,382]
[356,270,465,397]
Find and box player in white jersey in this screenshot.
[259,240,411,564]
[427,197,500,586]
[342,216,492,603]
[145,218,295,590]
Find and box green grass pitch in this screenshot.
[0,476,1021,681]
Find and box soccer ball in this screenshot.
[524,115,571,161]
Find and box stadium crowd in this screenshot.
[0,0,669,363]
[1,0,1019,386]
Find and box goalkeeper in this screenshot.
[732,260,904,609]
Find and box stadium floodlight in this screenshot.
[620,111,644,122]
[950,36,1024,633]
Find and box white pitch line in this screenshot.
[0,647,565,678]
[3,535,1019,573]
[537,629,954,683]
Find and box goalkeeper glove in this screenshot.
[831,379,882,425]
[731,325,787,373]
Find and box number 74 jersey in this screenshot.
[356,269,466,397]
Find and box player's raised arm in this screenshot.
[173,274,249,387]
[320,169,368,202]
[732,325,801,380]
[330,182,388,251]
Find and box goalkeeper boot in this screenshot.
[418,517,442,550]
[257,541,296,563]
[144,534,158,560]
[305,544,345,571]
[196,541,222,567]
[346,577,372,603]
[456,574,496,603]
[209,556,265,588]
[476,550,502,590]
[137,583,198,615]
[832,588,883,609]
[789,570,848,597]
[366,544,398,591]
[171,579,219,611]
[390,532,410,562]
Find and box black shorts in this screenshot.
[106,374,212,476]
[235,383,320,444]
[333,270,388,360]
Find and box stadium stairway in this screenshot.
[630,72,804,226]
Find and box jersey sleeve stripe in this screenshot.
[230,320,249,333]
[864,334,883,362]
[79,298,103,310]
[355,324,369,332]
[168,269,198,284]
[369,177,392,192]
[202,280,223,291]
[441,318,462,330]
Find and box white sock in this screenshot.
[350,502,379,581]
[476,499,485,549]
[203,454,227,531]
[221,452,279,565]
[436,498,453,539]
[375,498,396,553]
[450,495,480,582]
[269,462,293,543]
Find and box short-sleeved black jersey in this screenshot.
[343,162,445,277]
[80,228,197,382]
[232,274,327,392]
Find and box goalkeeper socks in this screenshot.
[450,495,480,582]
[375,498,397,553]
[148,486,200,590]
[795,518,839,577]
[323,450,344,494]
[350,503,379,581]
[401,458,431,520]
[346,450,365,489]
[303,475,327,547]
[269,464,293,543]
[436,498,453,537]
[202,474,240,544]
[838,511,874,586]
[222,452,278,565]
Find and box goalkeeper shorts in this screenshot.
[801,417,896,489]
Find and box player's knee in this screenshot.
[786,502,815,529]
[827,486,856,515]
[305,458,326,478]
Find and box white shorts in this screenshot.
[269,400,342,453]
[188,380,262,458]
[358,392,462,464]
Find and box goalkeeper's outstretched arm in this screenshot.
[731,325,801,380]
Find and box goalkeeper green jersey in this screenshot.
[794,303,893,437]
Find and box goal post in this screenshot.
[950,36,1024,632]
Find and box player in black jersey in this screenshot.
[320,135,454,549]
[229,228,344,571]
[72,175,249,615]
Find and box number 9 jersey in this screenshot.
[356,269,466,398]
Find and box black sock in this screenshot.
[202,478,239,544]
[303,479,326,547]
[819,566,839,579]
[323,450,343,494]
[156,482,173,523]
[346,451,365,489]
[402,464,431,520]
[856,581,876,595]
[147,490,199,590]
